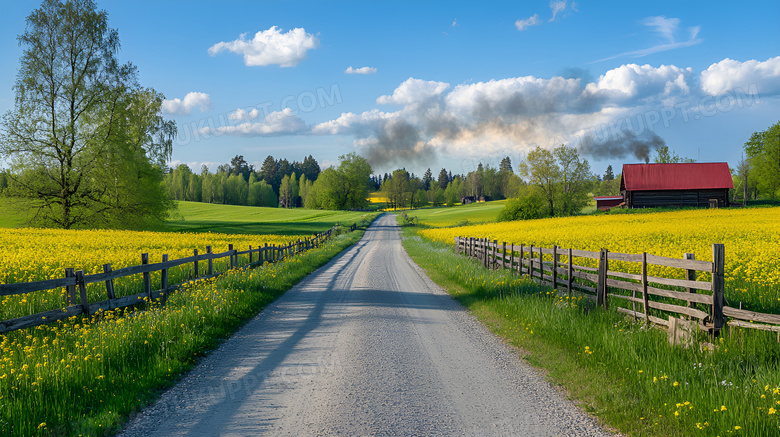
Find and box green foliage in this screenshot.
[744,120,780,198]
[497,190,545,222]
[306,153,372,210]
[518,145,594,217]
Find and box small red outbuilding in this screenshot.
[593,196,624,211]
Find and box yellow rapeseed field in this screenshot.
[421,207,780,308]
[0,228,303,320]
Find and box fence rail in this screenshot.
[0,223,358,335]
[454,237,779,337]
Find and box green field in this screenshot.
[402,200,508,227]
[0,198,375,235]
[160,201,375,235]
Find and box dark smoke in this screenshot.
[361,118,436,168]
[579,131,665,163]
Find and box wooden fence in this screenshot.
[0,223,358,335]
[454,237,780,337]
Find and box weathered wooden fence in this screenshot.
[0,224,358,334]
[454,237,780,337]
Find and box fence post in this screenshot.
[642,252,650,325]
[493,240,498,269]
[193,248,199,278]
[103,264,115,300]
[712,244,726,336]
[567,248,573,296]
[65,268,76,306]
[264,243,268,263]
[206,246,213,275]
[142,253,151,299]
[538,247,543,285]
[684,253,696,309]
[249,245,253,264]
[75,270,89,316]
[529,245,534,280]
[552,246,558,289]
[501,242,507,269]
[519,245,524,275]
[229,244,235,269]
[160,254,169,305]
[509,243,515,275]
[596,249,606,308]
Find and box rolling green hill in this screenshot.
[403,200,507,227]
[0,198,375,236]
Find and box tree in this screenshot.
[555,145,593,216]
[301,154,321,182]
[0,0,175,228]
[229,155,252,182]
[306,153,371,210]
[603,165,615,181]
[744,121,780,198]
[248,175,276,207]
[500,156,513,173]
[518,147,559,216]
[438,168,449,190]
[260,155,278,186]
[422,168,433,190]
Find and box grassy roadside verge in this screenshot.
[0,224,369,436]
[401,228,780,436]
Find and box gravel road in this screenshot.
[119,214,611,436]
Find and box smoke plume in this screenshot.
[579,131,665,163]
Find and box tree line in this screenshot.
[162,153,373,211]
[163,154,320,208]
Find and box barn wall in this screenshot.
[626,189,729,208]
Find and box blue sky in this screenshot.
[1,1,778,177]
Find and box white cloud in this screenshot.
[311,109,394,135]
[595,16,702,63]
[451,18,458,27]
[207,108,307,136]
[162,92,212,115]
[585,64,693,103]
[377,78,450,105]
[700,56,780,96]
[515,14,540,31]
[345,66,377,75]
[549,1,567,21]
[228,108,261,121]
[208,26,319,67]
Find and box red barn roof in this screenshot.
[620,163,733,192]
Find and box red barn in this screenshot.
[594,196,624,211]
[620,163,733,208]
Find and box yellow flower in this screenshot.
[721,405,727,411]
[37,423,46,429]
[769,408,777,415]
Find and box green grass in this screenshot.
[0,225,368,436]
[402,228,780,436]
[0,197,374,235]
[402,200,508,227]
[0,197,33,228]
[156,201,376,235]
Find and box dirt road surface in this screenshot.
[119,214,610,436]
